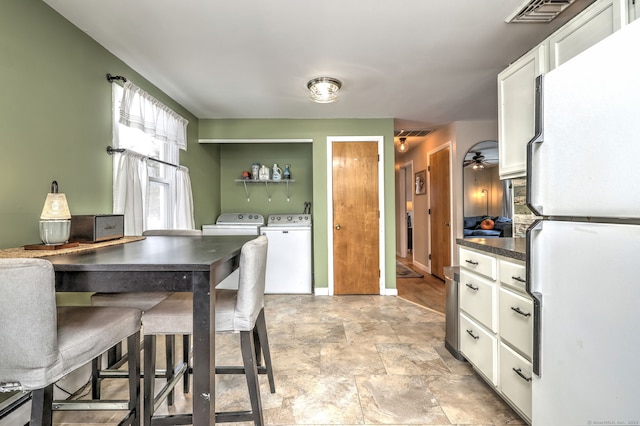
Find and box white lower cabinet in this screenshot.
[460,312,498,385]
[459,245,532,423]
[500,343,533,420]
[459,271,497,332]
[499,287,533,359]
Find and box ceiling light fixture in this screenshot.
[398,137,408,153]
[307,77,342,103]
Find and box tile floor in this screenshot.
[56,295,526,425]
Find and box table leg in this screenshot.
[191,270,214,425]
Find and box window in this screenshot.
[112,83,189,234]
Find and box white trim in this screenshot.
[384,288,398,296]
[326,136,385,296]
[198,138,313,144]
[426,141,454,275]
[314,287,330,296]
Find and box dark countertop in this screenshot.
[456,237,526,262]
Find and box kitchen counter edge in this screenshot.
[456,237,526,262]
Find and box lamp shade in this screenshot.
[40,193,71,220]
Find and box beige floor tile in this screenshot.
[426,375,526,425]
[356,375,449,424]
[377,343,451,376]
[320,342,387,376]
[275,374,364,424]
[47,295,525,425]
[343,321,400,344]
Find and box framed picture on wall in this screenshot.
[415,170,426,195]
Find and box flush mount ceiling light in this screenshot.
[307,77,342,103]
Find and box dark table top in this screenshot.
[48,235,255,293]
[47,235,254,271]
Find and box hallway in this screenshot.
[396,255,446,314]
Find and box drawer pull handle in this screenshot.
[513,368,532,382]
[512,276,526,283]
[465,259,479,266]
[466,329,479,340]
[511,306,531,317]
[465,283,479,291]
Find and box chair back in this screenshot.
[234,236,268,331]
[0,259,59,391]
[143,229,202,236]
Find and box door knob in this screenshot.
[335,224,341,230]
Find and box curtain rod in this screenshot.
[106,73,127,83]
[106,146,179,168]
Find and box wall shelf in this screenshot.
[235,179,295,202]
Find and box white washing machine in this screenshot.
[261,214,312,294]
[202,213,264,289]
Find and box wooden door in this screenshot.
[429,147,451,280]
[332,141,379,294]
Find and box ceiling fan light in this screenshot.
[307,77,342,103]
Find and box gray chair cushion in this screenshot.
[91,292,170,311]
[142,293,193,335]
[0,258,142,392]
[141,235,268,335]
[142,229,202,236]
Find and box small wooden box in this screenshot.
[70,215,124,243]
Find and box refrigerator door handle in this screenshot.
[526,74,545,217]
[526,220,543,377]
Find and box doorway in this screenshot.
[397,161,414,259]
[428,144,452,281]
[327,136,385,295]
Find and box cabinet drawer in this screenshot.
[499,342,532,421]
[499,288,533,359]
[460,271,497,332]
[460,312,497,386]
[460,248,497,280]
[499,259,527,293]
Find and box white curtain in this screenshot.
[175,166,195,230]
[119,81,189,150]
[113,151,148,236]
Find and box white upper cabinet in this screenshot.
[547,0,627,70]
[630,0,639,21]
[497,45,546,180]
[497,0,629,180]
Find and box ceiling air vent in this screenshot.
[394,130,432,137]
[506,0,576,23]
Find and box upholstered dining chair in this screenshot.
[141,235,274,426]
[0,258,142,426]
[90,229,201,403]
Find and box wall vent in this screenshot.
[394,130,432,137]
[506,0,576,23]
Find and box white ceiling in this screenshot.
[43,0,593,134]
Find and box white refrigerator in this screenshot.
[526,19,640,425]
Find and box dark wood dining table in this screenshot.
[47,234,254,426]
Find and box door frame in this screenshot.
[427,141,454,275]
[326,135,386,296]
[397,160,414,258]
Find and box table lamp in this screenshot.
[39,180,71,245]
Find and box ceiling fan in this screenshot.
[463,151,498,169]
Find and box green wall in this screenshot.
[0,0,219,249]
[218,143,313,213]
[199,119,397,290]
[0,1,397,293]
